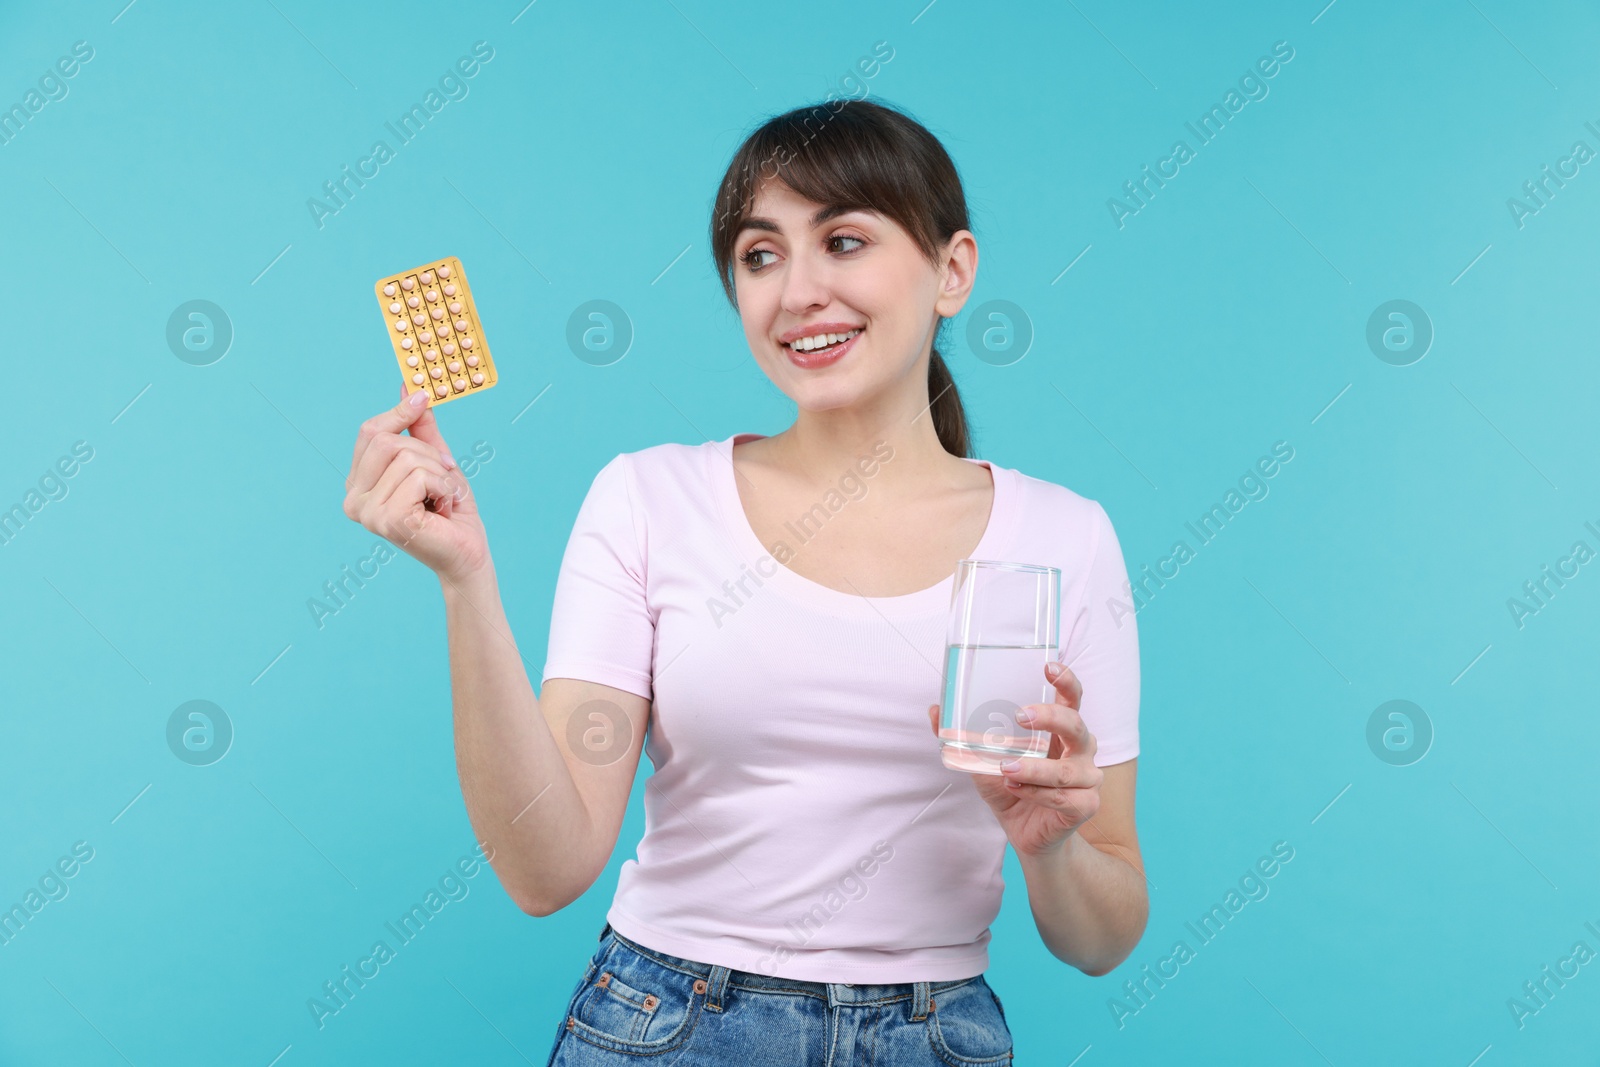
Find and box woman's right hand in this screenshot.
[343,386,490,583]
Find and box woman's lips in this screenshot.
[785,330,861,369]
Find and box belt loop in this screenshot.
[598,922,612,942]
[911,981,932,1021]
[702,964,733,1012]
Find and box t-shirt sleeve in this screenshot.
[540,453,656,701]
[1060,500,1140,766]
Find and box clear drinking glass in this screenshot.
[938,559,1061,775]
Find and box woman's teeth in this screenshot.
[787,328,861,352]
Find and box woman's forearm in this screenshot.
[1017,832,1149,976]
[440,560,595,914]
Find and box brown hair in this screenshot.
[709,98,974,458]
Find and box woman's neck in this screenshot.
[750,398,969,498]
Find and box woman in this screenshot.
[343,98,1146,1065]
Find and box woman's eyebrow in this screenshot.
[737,204,872,237]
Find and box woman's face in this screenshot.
[731,180,975,416]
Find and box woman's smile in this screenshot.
[784,327,863,369]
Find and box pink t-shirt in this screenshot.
[541,432,1140,983]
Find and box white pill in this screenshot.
[460,336,474,349]
[430,308,444,320]
[437,320,451,334]
[470,372,484,385]
[443,284,457,296]
[453,319,468,332]
[465,355,479,367]
[401,277,415,290]
[434,385,448,398]
[412,313,426,325]
[384,283,396,296]
[412,373,424,385]
[388,301,401,314]
[394,319,407,331]
[425,289,439,302]
[442,341,457,355]
[448,301,461,314]
[453,378,466,392]
[448,360,461,373]
[420,331,434,343]
[406,355,419,367]
[439,265,452,278]
[421,270,436,284]
[401,337,414,349]
[430,366,443,379]
[424,349,439,362]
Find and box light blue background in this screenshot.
[3,0,1598,1063]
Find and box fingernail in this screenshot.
[1000,759,1021,774]
[441,451,457,471]
[1015,707,1036,725]
[409,390,427,408]
[1045,661,1063,678]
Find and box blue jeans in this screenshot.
[544,923,1014,1066]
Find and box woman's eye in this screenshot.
[740,236,862,273]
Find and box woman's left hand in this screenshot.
[927,661,1102,859]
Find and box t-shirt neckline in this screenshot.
[711,432,1017,620]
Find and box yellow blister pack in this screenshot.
[374,256,496,405]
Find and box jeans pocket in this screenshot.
[566,943,705,1056]
[927,977,1014,1066]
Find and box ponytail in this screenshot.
[927,347,970,458]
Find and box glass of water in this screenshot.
[939,559,1061,775]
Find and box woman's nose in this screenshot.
[779,250,831,314]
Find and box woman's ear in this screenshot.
[934,230,978,318]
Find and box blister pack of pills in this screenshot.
[375,256,496,405]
